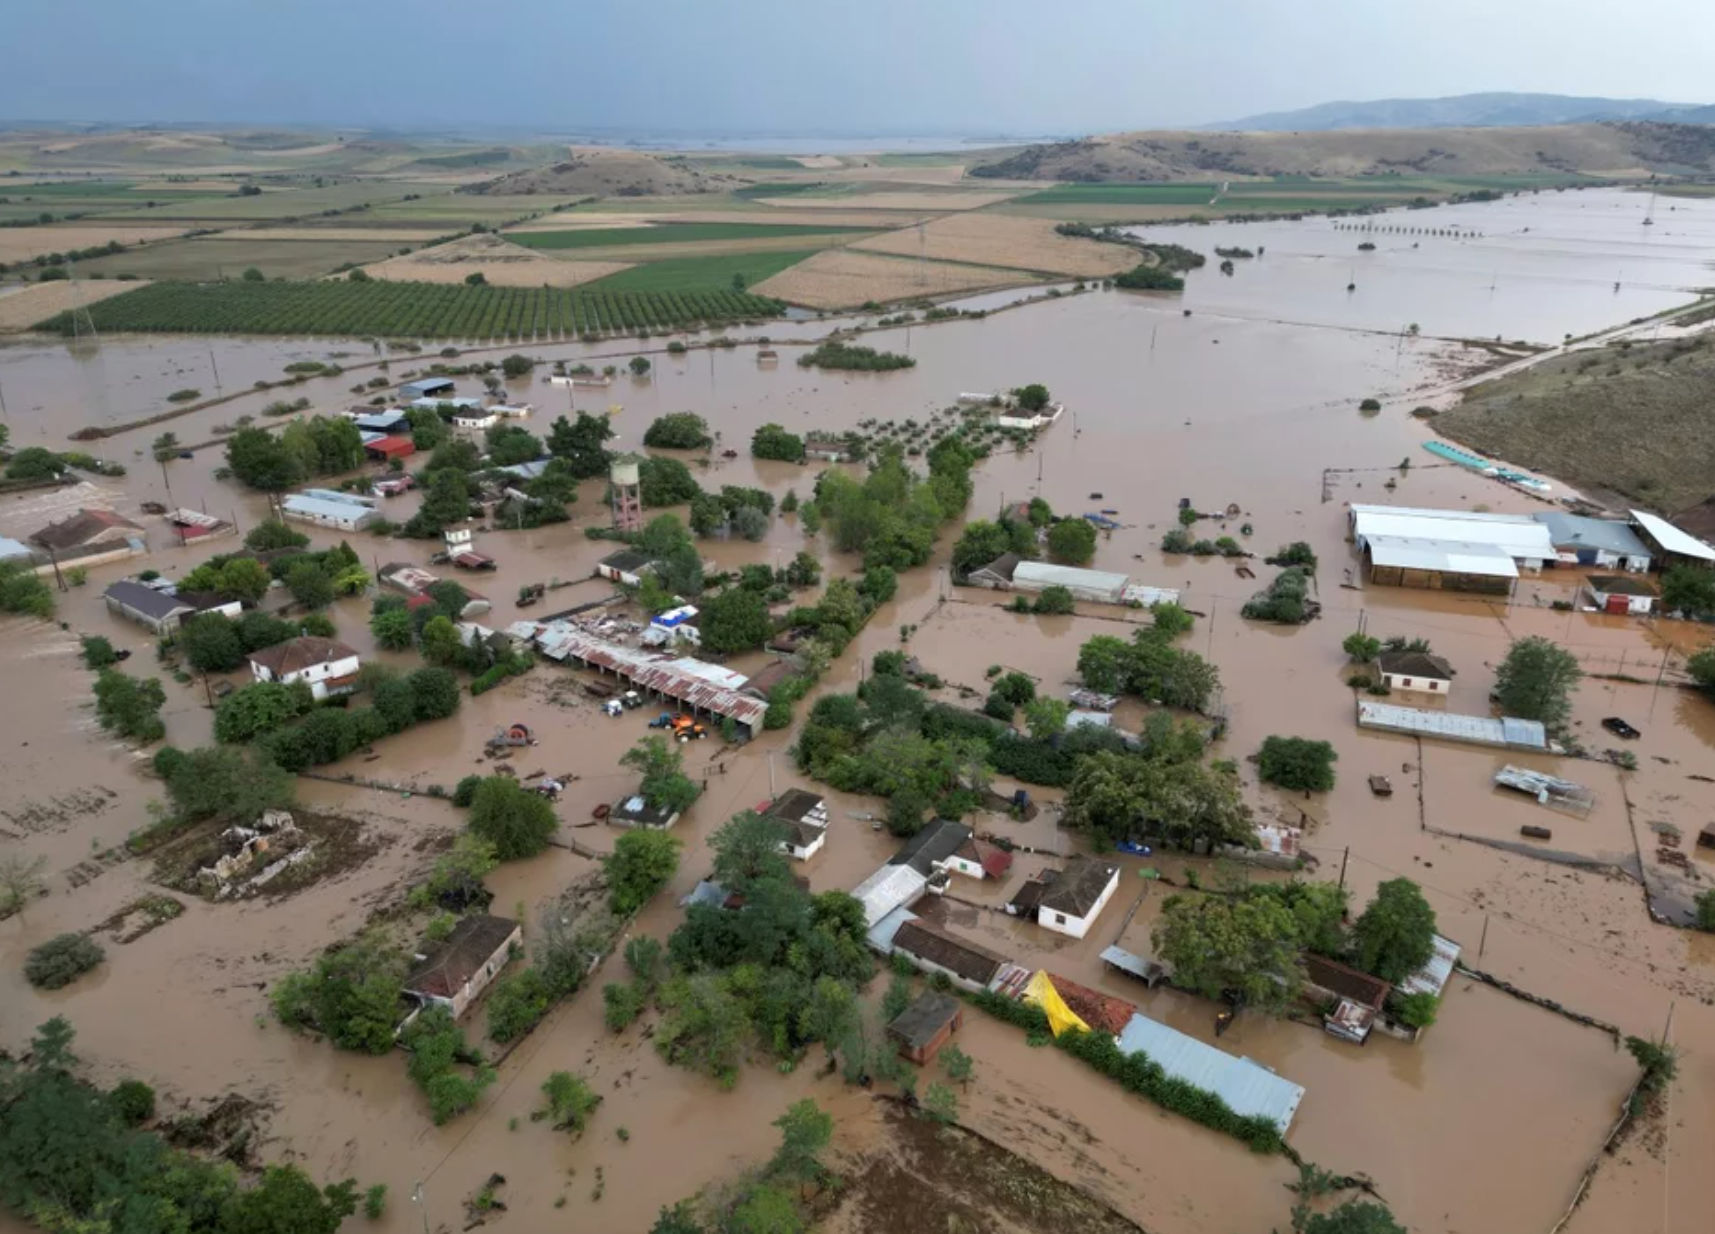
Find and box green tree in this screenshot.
[726,1183,803,1234]
[751,422,805,462]
[24,933,105,989]
[0,852,49,917]
[940,1044,974,1087]
[951,519,1014,575]
[370,603,414,650]
[620,735,701,814]
[159,744,296,822]
[1022,696,1069,739]
[711,810,791,894]
[272,933,406,1053]
[180,613,246,671]
[606,829,682,915]
[419,614,463,666]
[629,355,652,376]
[220,1165,359,1234]
[797,976,859,1057]
[4,447,66,481]
[151,431,181,462]
[245,519,310,552]
[1046,518,1097,565]
[539,1070,602,1132]
[214,680,313,743]
[468,776,558,860]
[1493,635,1581,731]
[1013,383,1051,412]
[1342,631,1382,662]
[109,1078,156,1125]
[285,559,335,608]
[409,468,473,536]
[406,666,462,720]
[92,669,167,742]
[1689,647,1715,699]
[484,423,543,466]
[923,1082,958,1124]
[770,1098,833,1185]
[651,1201,705,1234]
[1062,751,1252,850]
[1661,565,1715,618]
[225,427,303,492]
[1693,887,1715,932]
[1299,1199,1407,1234]
[218,556,274,605]
[1257,736,1338,792]
[1152,893,1304,1011]
[545,411,615,477]
[638,455,702,506]
[700,586,771,655]
[1152,602,1194,636]
[654,972,750,1083]
[1351,878,1437,983]
[0,560,55,617]
[501,353,534,377]
[1033,584,1075,614]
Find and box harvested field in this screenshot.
[1436,331,1715,511]
[590,249,816,293]
[752,248,1033,308]
[504,213,659,232]
[355,233,631,287]
[752,190,1019,210]
[77,236,404,281]
[0,279,144,332]
[852,213,1138,276]
[508,221,874,250]
[214,226,450,242]
[0,224,188,264]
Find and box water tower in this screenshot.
[610,457,642,533]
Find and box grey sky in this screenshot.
[3,0,1710,135]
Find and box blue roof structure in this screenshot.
[1116,1013,1305,1134]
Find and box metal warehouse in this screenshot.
[534,627,767,737]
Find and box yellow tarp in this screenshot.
[1024,970,1089,1038]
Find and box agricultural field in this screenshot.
[851,213,1137,277]
[34,277,784,338]
[586,249,819,293]
[93,179,434,223]
[363,192,581,226]
[74,236,408,281]
[356,233,630,287]
[0,279,143,332]
[506,221,877,249]
[752,248,1033,308]
[0,224,188,266]
[0,179,229,222]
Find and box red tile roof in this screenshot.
[1044,973,1137,1036]
[248,636,360,677]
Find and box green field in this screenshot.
[96,180,431,222]
[0,180,230,222]
[588,250,818,293]
[366,192,579,224]
[731,181,829,200]
[510,222,875,250]
[35,278,784,338]
[76,237,408,281]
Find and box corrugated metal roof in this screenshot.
[534,627,767,731]
[1357,701,1547,750]
[498,459,552,480]
[1630,509,1715,562]
[1534,512,1651,559]
[1121,584,1181,607]
[300,488,377,508]
[1351,504,1554,560]
[1011,560,1128,597]
[852,864,928,926]
[282,495,376,524]
[1399,934,1461,998]
[1116,1013,1305,1134]
[666,656,748,691]
[1365,535,1519,578]
[866,905,919,953]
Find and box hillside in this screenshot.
[1206,92,1692,132]
[1434,327,1715,512]
[466,147,744,197]
[968,122,1715,182]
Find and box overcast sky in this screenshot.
[4,0,1711,135]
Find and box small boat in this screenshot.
[1100,508,1119,515]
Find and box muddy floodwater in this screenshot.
[4,185,1715,1234]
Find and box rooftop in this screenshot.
[1672,497,1715,543]
[1304,954,1391,1011]
[1357,701,1547,751]
[852,864,929,927]
[1043,972,1137,1036]
[406,914,518,1000]
[611,794,679,826]
[1350,503,1555,561]
[953,836,1015,879]
[598,548,654,573]
[248,636,360,677]
[31,508,144,551]
[1376,650,1455,680]
[282,494,375,522]
[533,626,768,732]
[1116,1013,1305,1133]
[1587,573,1658,597]
[887,991,962,1051]
[1398,934,1462,998]
[892,818,974,876]
[1011,560,1130,594]
[1038,856,1119,917]
[1533,511,1651,558]
[103,579,192,622]
[891,919,1007,986]
[1364,535,1519,579]
[765,789,827,827]
[1630,509,1715,563]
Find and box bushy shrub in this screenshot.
[25,933,105,989]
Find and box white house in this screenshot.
[281,494,378,533]
[1585,574,1658,616]
[765,789,828,861]
[247,636,362,700]
[1036,857,1120,939]
[452,408,498,430]
[1376,650,1455,695]
[596,548,655,587]
[942,835,1014,881]
[404,914,521,1020]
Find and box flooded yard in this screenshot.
[2,184,1714,1233]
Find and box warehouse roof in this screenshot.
[103,579,192,622]
[1350,504,1554,561]
[891,920,1006,986]
[1364,535,1519,579]
[1116,1013,1305,1133]
[282,495,375,523]
[1011,560,1129,595]
[1630,509,1715,563]
[534,627,767,731]
[1533,512,1651,558]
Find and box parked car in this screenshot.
[1601,717,1641,739]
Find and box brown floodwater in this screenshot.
[4,186,1715,1234]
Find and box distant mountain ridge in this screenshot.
[1205,92,1705,132]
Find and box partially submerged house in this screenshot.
[1584,573,1658,616]
[399,377,455,400]
[596,548,655,587]
[102,579,196,634]
[1115,1013,1305,1134]
[887,991,964,1065]
[532,625,767,739]
[1356,700,1548,751]
[943,835,1013,881]
[608,793,682,830]
[849,819,972,926]
[1533,512,1651,572]
[964,553,1130,604]
[1304,954,1391,1045]
[248,636,362,700]
[1032,857,1120,939]
[281,492,378,532]
[889,918,1007,992]
[1629,509,1715,571]
[1349,503,1555,595]
[362,435,416,464]
[29,508,146,565]
[405,913,521,1019]
[1376,650,1454,695]
[764,789,828,861]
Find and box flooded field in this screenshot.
[3,184,1715,1234]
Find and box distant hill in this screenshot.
[1205,93,1697,132]
[466,147,743,197]
[967,122,1715,183]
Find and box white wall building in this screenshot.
[1036,858,1120,939]
[248,637,362,701]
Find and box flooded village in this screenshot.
[3,177,1715,1234]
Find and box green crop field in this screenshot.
[76,237,407,281]
[97,181,431,222]
[509,222,874,250]
[586,250,818,293]
[35,278,784,339]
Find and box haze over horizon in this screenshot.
[3,0,1712,136]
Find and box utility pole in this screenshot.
[1478,913,1490,962]
[767,751,776,800]
[1337,846,1349,890]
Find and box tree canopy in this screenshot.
[1153,892,1305,1011]
[1351,878,1437,984]
[468,776,558,860]
[1493,636,1581,731]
